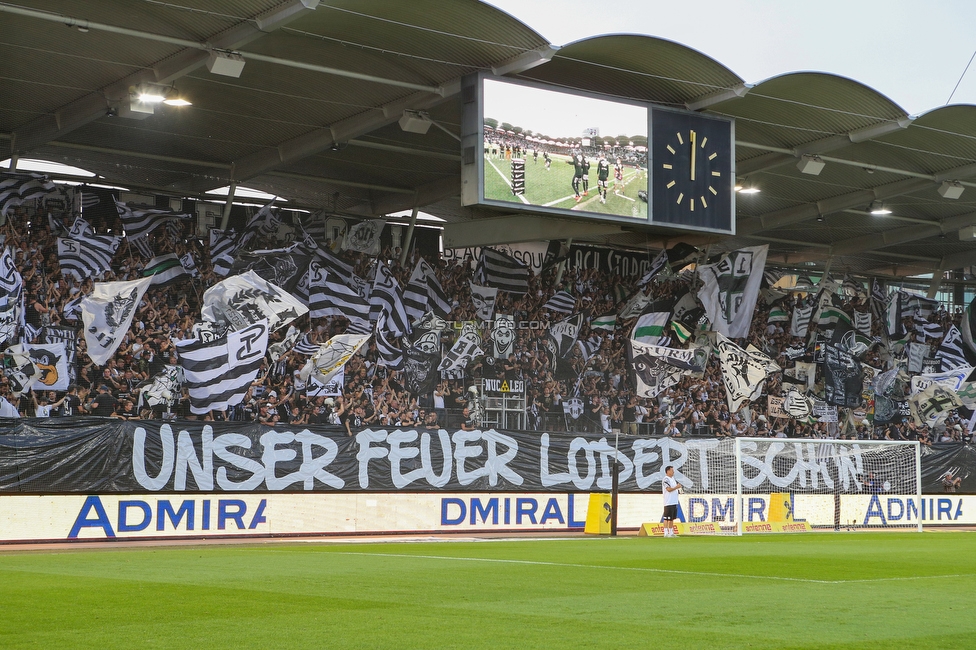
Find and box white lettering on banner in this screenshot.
[133,425,344,492]
[483,378,525,393]
[356,428,522,489]
[131,426,890,495]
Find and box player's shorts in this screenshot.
[598,179,608,188]
[662,504,678,521]
[582,174,589,181]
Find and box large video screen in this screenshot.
[474,77,650,222]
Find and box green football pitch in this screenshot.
[484,153,648,220]
[1,533,974,649]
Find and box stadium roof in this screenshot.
[3,0,976,283]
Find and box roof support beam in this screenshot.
[685,83,752,112]
[6,0,319,154]
[368,175,461,216]
[735,116,914,177]
[180,43,557,192]
[737,159,976,236]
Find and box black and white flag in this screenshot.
[936,325,971,371]
[267,325,301,365]
[543,291,576,314]
[790,304,813,337]
[438,330,483,373]
[202,270,308,333]
[0,173,55,216]
[81,276,153,365]
[0,246,22,295]
[469,282,498,322]
[629,339,685,399]
[138,364,183,408]
[374,315,404,370]
[241,201,281,244]
[296,259,370,323]
[342,219,385,256]
[369,260,411,337]
[58,235,119,280]
[637,249,669,287]
[404,258,451,322]
[403,341,440,396]
[854,311,872,336]
[910,383,962,428]
[716,333,770,411]
[549,312,583,359]
[477,248,529,294]
[209,229,238,276]
[40,326,78,382]
[292,332,320,356]
[698,245,768,338]
[823,342,864,408]
[576,336,603,363]
[177,320,269,415]
[115,200,193,242]
[491,314,515,359]
[228,245,310,294]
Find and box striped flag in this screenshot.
[128,235,155,260]
[632,310,670,345]
[789,304,812,337]
[177,320,269,415]
[57,236,118,280]
[477,248,529,294]
[631,297,675,345]
[590,313,617,331]
[915,317,944,341]
[671,320,693,344]
[374,315,404,369]
[115,200,193,242]
[403,258,450,322]
[576,336,602,363]
[961,296,976,356]
[543,290,576,314]
[292,332,320,356]
[0,173,55,216]
[937,325,970,370]
[637,250,668,287]
[817,305,853,330]
[296,259,369,323]
[141,253,189,286]
[854,311,872,336]
[369,260,411,337]
[767,307,789,323]
[208,229,238,276]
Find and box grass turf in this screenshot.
[1,533,974,649]
[483,153,648,219]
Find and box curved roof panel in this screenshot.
[520,34,743,106]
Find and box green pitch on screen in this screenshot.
[484,153,648,220]
[1,534,973,649]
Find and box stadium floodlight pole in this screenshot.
[220,178,237,231]
[399,207,418,266]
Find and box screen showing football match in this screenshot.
[480,78,649,221]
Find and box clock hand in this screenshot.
[690,130,696,182]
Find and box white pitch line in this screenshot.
[485,156,530,204]
[329,551,975,585]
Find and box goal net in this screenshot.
[680,438,921,534]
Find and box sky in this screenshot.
[483,79,647,138]
[486,0,976,116]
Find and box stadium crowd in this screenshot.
[0,197,971,447]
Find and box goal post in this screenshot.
[732,438,922,535]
